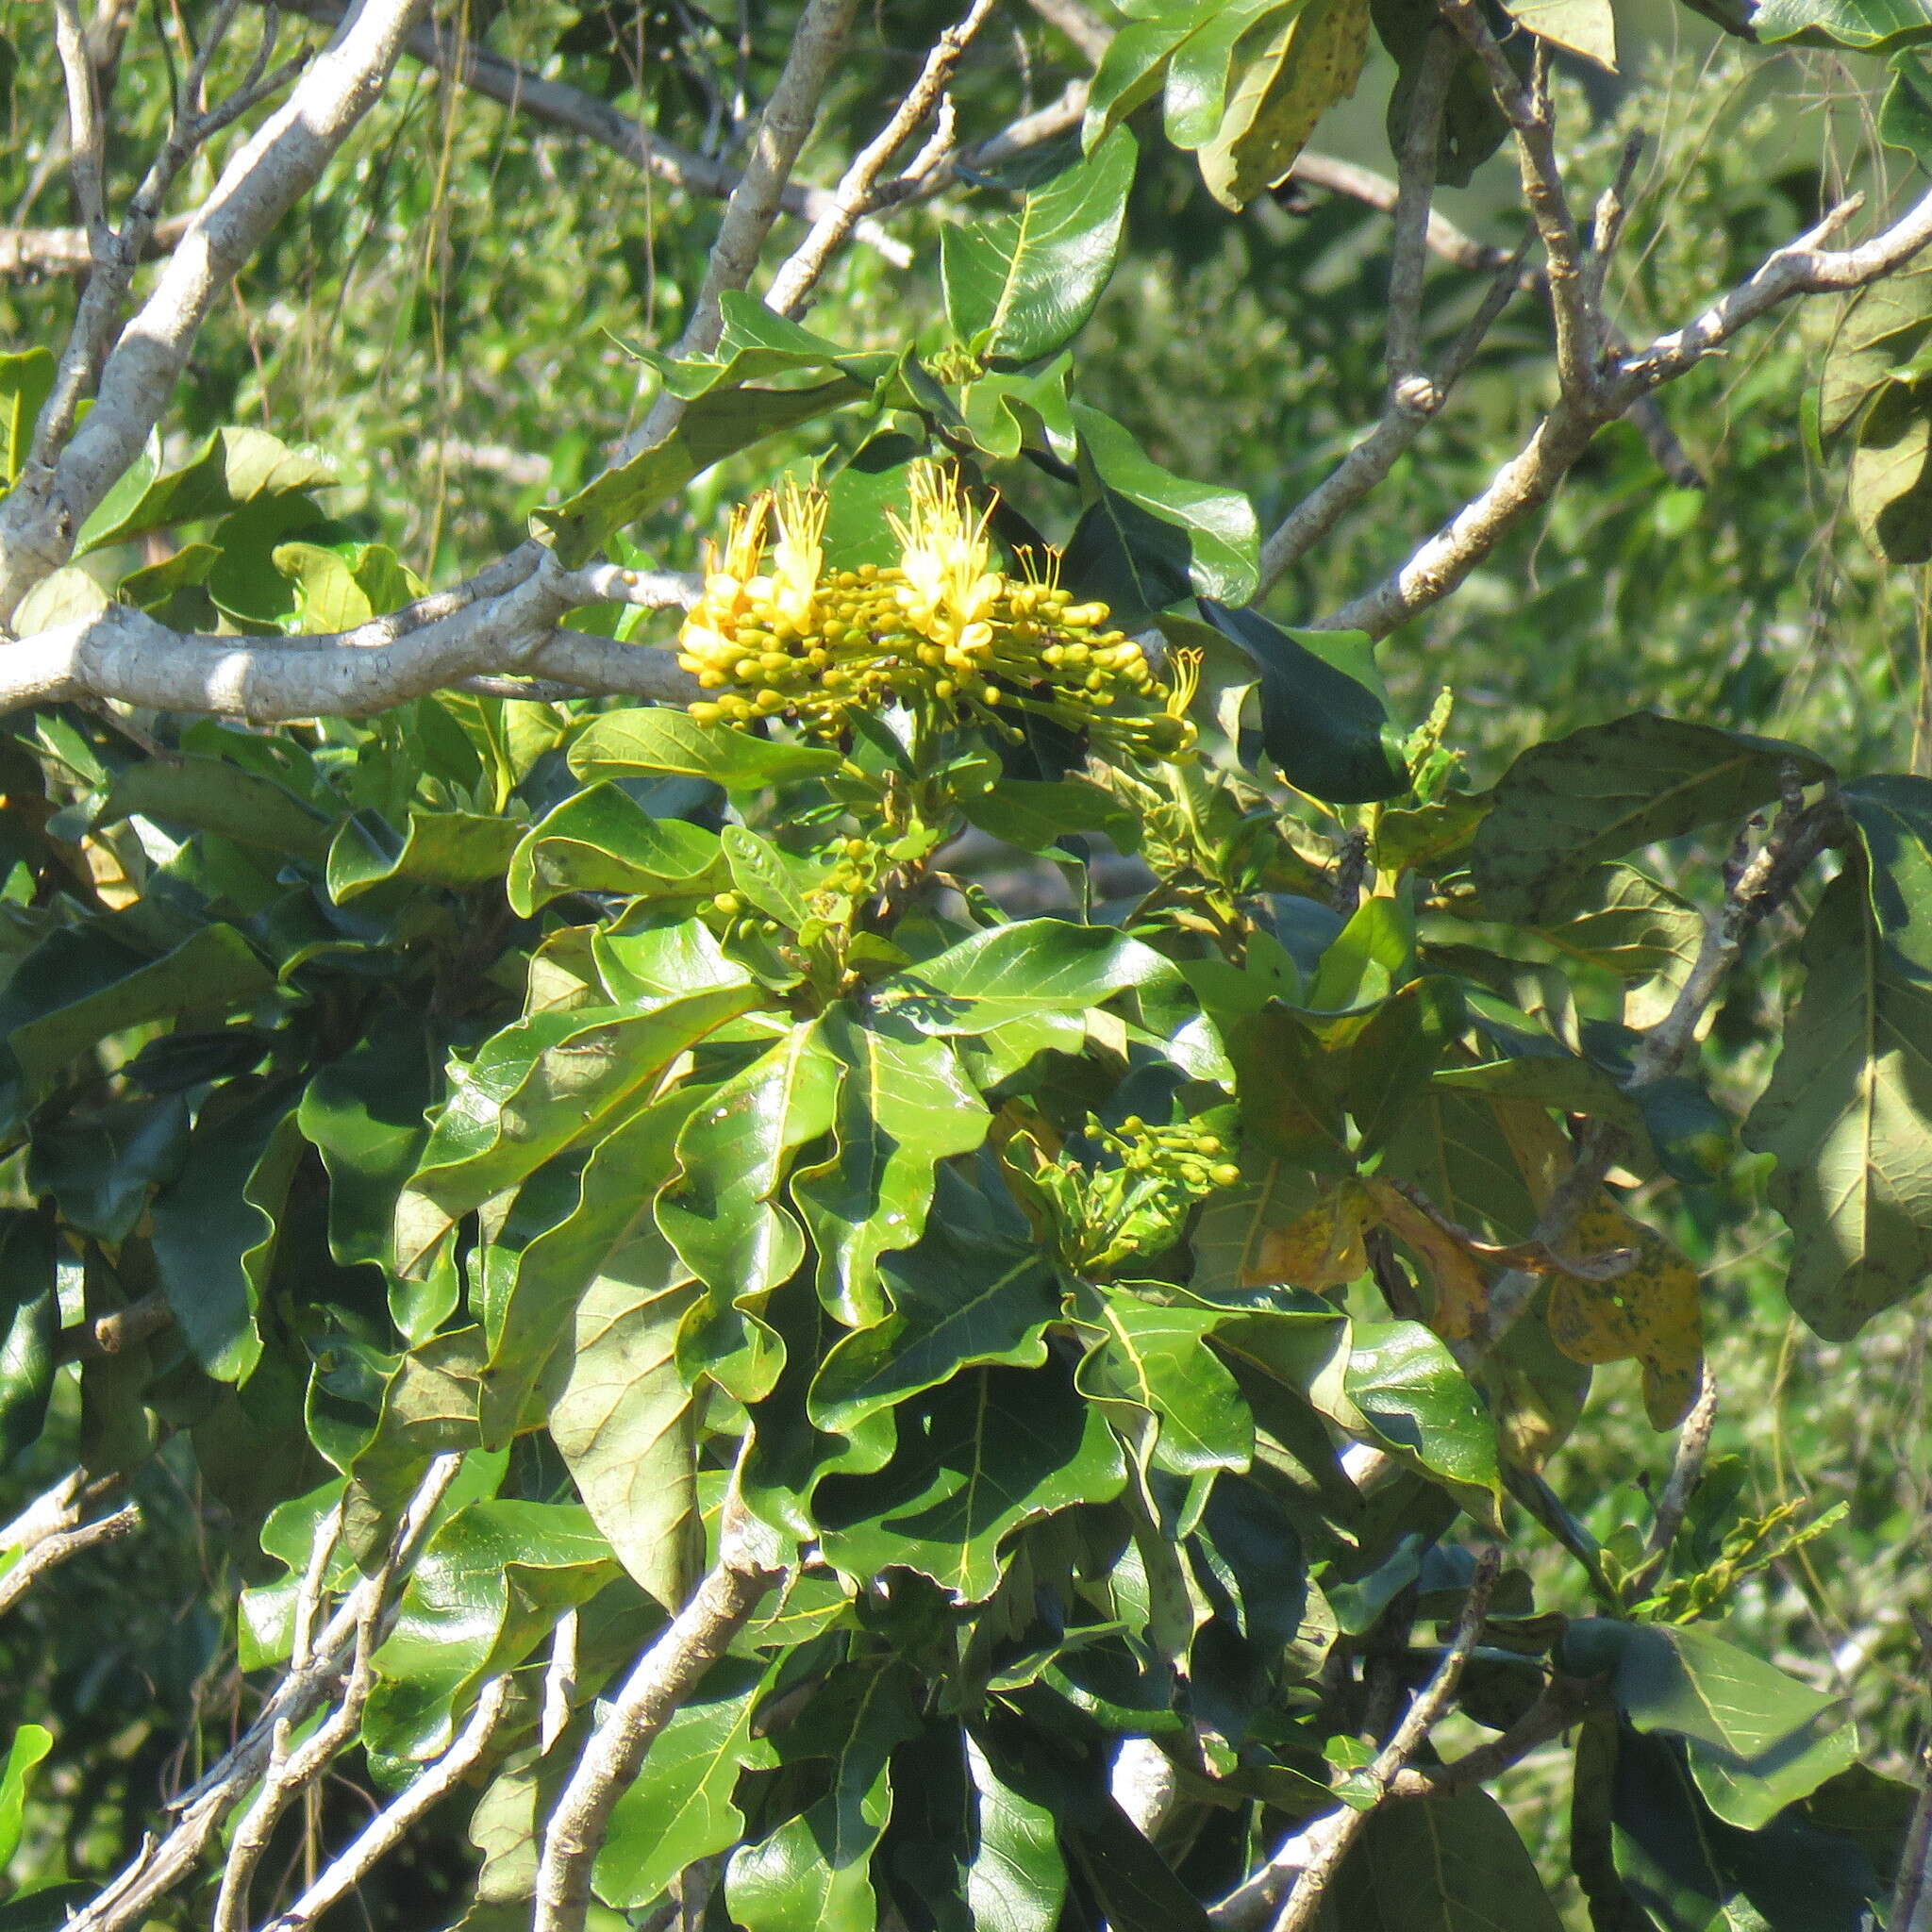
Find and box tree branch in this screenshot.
[0,1475,140,1619]
[257,1675,513,1932]
[252,0,913,269]
[1210,1550,1500,1932]
[1320,181,1932,638]
[63,1455,462,1932]
[533,1498,787,1932]
[764,0,999,319]
[0,0,428,625]
[620,0,861,463]
[2,562,700,723]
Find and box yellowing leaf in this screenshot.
[1548,1199,1704,1428]
[1361,1179,1491,1339]
[1199,0,1372,211]
[1242,1183,1370,1289]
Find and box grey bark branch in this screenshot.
[0,217,192,276]
[1321,182,1932,638]
[62,1455,462,1932]
[0,563,700,724]
[765,0,999,318]
[0,1477,140,1619]
[620,0,861,465]
[0,0,429,625]
[533,1500,787,1932]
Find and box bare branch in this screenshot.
[1321,179,1932,639]
[1382,1674,1594,1801]
[534,1498,787,1932]
[64,1455,462,1932]
[1287,153,1523,278]
[1259,245,1525,589]
[0,1482,141,1620]
[0,214,193,278]
[55,1287,175,1364]
[53,0,110,235]
[0,0,429,625]
[765,0,1000,319]
[619,0,859,462]
[1385,29,1458,391]
[1895,1720,1932,1932]
[2,563,700,724]
[1210,1550,1501,1932]
[258,1675,514,1932]
[253,0,912,269]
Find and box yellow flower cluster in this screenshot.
[675,464,1197,758]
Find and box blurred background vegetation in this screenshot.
[1,3,1926,1925]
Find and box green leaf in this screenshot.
[1197,0,1373,211]
[570,708,841,791]
[1823,259,1932,439]
[1473,711,1833,924]
[1757,0,1932,49]
[594,917,757,1006]
[367,1500,617,1759]
[958,778,1141,858]
[659,1024,843,1396]
[478,1086,703,1446]
[26,1093,189,1243]
[1502,0,1617,66]
[546,1268,705,1612]
[399,986,758,1268]
[1882,50,1932,167]
[1742,869,1932,1340]
[965,1735,1068,1932]
[75,425,334,555]
[2,920,275,1105]
[1074,1290,1254,1476]
[723,824,812,929]
[1562,1621,1858,1831]
[1198,602,1408,803]
[298,1015,435,1275]
[0,1212,56,1467]
[726,1661,921,1932]
[1342,1322,1502,1524]
[1373,0,1513,187]
[507,785,724,915]
[538,378,866,568]
[817,1364,1127,1602]
[791,1008,991,1329]
[1849,375,1932,561]
[1330,1789,1566,1929]
[659,292,900,400]
[0,349,54,489]
[1071,404,1259,606]
[0,1725,52,1870]
[941,130,1137,367]
[595,1658,776,1907]
[1083,5,1210,149]
[94,755,334,862]
[325,808,524,903]
[1162,0,1291,146]
[808,1217,1058,1436]
[151,1082,307,1382]
[1531,862,1705,990]
[873,919,1181,1038]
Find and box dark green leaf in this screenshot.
[94,755,334,862]
[325,808,523,903]
[817,1365,1126,1602]
[1072,405,1259,606]
[507,784,724,915]
[75,425,334,555]
[1473,711,1832,924]
[1329,1788,1566,1929]
[0,348,54,488]
[0,1212,57,1466]
[1342,1321,1502,1523]
[941,131,1137,366]
[1198,602,1407,803]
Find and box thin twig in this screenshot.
[1385,28,1458,392]
[765,0,999,318]
[1627,1369,1719,1596]
[257,1675,513,1932]
[53,0,109,234]
[0,1503,142,1618]
[1210,1550,1501,1931]
[619,0,861,463]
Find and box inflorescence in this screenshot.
[675,463,1198,758]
